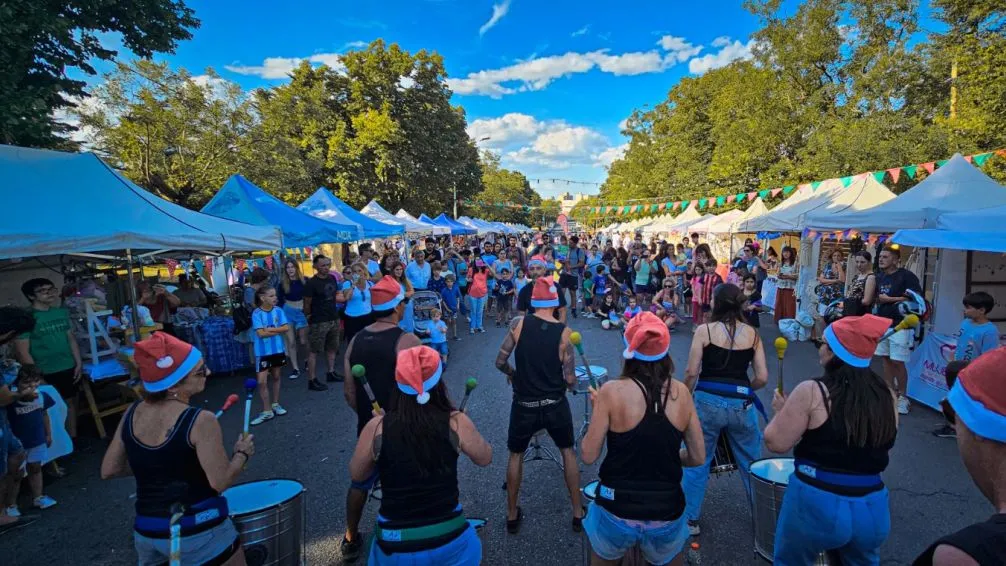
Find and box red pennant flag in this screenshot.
[770,188,782,197]
[747,192,757,201]
[921,162,935,174]
[834,231,843,242]
[798,184,810,192]
[886,168,901,184]
[726,195,735,203]
[165,258,178,278]
[965,155,973,164]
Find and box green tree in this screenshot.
[537,199,561,228]
[467,151,540,224]
[0,0,199,148]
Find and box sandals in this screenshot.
[506,506,523,534]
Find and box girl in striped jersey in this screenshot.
[251,286,291,426]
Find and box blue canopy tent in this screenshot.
[203,175,361,247]
[418,213,437,225]
[893,203,1006,253]
[433,213,476,235]
[299,188,404,239]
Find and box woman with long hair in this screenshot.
[765,315,898,564]
[693,244,712,268]
[682,283,768,536]
[466,260,491,334]
[279,259,308,379]
[351,346,492,565]
[101,333,254,566]
[581,312,705,566]
[843,251,877,318]
[774,246,799,322]
[342,262,375,346]
[390,261,416,333]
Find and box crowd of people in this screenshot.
[0,227,1004,566]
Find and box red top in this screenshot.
[468,272,488,299]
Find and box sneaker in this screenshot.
[477,328,486,333]
[454,336,462,341]
[326,370,344,383]
[932,424,956,438]
[271,403,288,416]
[688,520,700,536]
[341,535,363,563]
[897,395,910,415]
[288,369,300,380]
[4,505,20,518]
[308,379,328,392]
[250,411,275,426]
[470,329,476,335]
[33,495,57,510]
[466,315,472,323]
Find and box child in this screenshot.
[440,274,463,341]
[428,261,447,297]
[495,268,515,327]
[621,296,642,326]
[582,276,595,318]
[934,359,970,439]
[250,285,290,425]
[429,308,450,367]
[741,273,764,328]
[652,277,681,331]
[690,263,705,323]
[700,259,723,324]
[6,364,57,512]
[599,293,622,329]
[956,291,999,362]
[514,268,530,299]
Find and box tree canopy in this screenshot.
[465,151,541,224]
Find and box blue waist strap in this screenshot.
[695,381,767,421]
[795,460,883,488]
[134,496,228,537]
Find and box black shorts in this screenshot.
[256,353,288,372]
[507,397,574,453]
[44,368,78,400]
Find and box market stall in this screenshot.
[396,209,450,235]
[299,188,405,239]
[360,200,438,235]
[432,213,477,236]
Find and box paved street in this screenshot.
[3,313,992,565]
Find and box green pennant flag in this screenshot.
[872,171,886,184]
[735,193,746,203]
[715,195,725,207]
[936,159,949,168]
[681,200,690,209]
[810,181,823,191]
[903,165,918,179]
[758,190,769,199]
[783,186,795,195]
[651,204,659,213]
[599,206,606,213]
[840,176,853,187]
[664,202,673,209]
[698,198,707,209]
[974,152,992,166]
[623,206,632,214]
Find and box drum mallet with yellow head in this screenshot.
[352,364,382,415]
[774,337,788,394]
[569,331,597,389]
[879,313,920,342]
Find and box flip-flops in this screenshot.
[506,506,523,534]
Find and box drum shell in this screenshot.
[225,480,306,566]
[750,459,834,565]
[574,366,608,394]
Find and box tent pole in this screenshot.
[126,249,142,343]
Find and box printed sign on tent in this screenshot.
[906,332,956,411]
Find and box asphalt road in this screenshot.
[3,312,993,565]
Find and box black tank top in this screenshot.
[793,380,895,495]
[349,326,404,434]
[914,515,1006,566]
[698,323,755,393]
[121,403,218,518]
[513,314,565,401]
[598,378,685,521]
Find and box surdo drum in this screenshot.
[223,479,306,566]
[749,459,835,565]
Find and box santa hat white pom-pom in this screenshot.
[416,391,431,405]
[622,348,633,360]
[549,286,556,293]
[156,356,174,369]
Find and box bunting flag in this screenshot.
[936,159,949,168]
[797,183,809,192]
[811,181,823,191]
[715,195,725,207]
[305,246,313,258]
[921,162,935,174]
[204,259,214,278]
[974,152,993,166]
[698,198,707,209]
[903,164,919,179]
[726,194,736,203]
[886,168,901,184]
[840,176,853,188]
[164,258,178,278]
[735,192,746,203]
[872,171,886,184]
[747,192,757,201]
[784,186,796,195]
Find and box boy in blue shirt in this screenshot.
[440,274,463,341]
[494,268,515,327]
[251,285,291,425]
[6,364,57,512]
[956,292,999,362]
[429,308,450,367]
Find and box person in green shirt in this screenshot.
[14,278,81,441]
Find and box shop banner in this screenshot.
[906,332,956,411]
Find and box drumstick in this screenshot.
[352,364,381,414]
[568,331,597,389]
[774,337,788,395]
[215,394,239,419]
[169,502,185,566]
[242,378,257,436]
[879,313,919,342]
[459,378,477,412]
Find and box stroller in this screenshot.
[411,290,444,344]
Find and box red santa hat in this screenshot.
[622,311,670,361]
[530,276,559,309]
[949,347,1006,443]
[528,255,549,270]
[133,332,203,392]
[395,346,444,405]
[822,314,891,368]
[371,275,405,311]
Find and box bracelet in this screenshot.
[236,450,250,461]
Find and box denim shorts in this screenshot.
[430,342,449,356]
[133,518,240,566]
[583,502,687,565]
[282,304,308,330]
[367,523,481,566]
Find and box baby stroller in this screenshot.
[411,290,444,344]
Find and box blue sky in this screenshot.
[89,0,767,198]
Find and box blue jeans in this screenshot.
[367,524,481,566]
[134,519,239,566]
[774,475,890,566]
[583,503,687,565]
[681,390,763,521]
[469,295,487,330]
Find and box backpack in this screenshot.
[232,303,252,335]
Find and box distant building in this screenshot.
[558,192,589,215]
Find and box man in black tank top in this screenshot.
[495,277,582,533]
[915,348,1006,566]
[339,275,422,562]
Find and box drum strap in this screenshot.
[694,381,768,421]
[375,514,467,543]
[795,460,883,488]
[133,496,229,539]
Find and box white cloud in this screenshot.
[571,25,590,37]
[468,113,544,146]
[479,0,512,36]
[469,112,620,173]
[594,143,628,167]
[590,50,667,76]
[688,38,755,74]
[343,40,369,50]
[657,35,703,63]
[618,117,629,131]
[225,53,346,79]
[190,74,237,101]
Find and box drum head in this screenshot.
[575,366,609,380]
[749,458,794,485]
[581,480,600,501]
[224,479,304,515]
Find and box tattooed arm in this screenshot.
[561,327,576,390]
[495,316,522,382]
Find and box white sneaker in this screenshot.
[250,410,275,426]
[897,395,910,415]
[288,369,300,380]
[33,495,57,510]
[688,520,700,536]
[5,505,20,517]
[271,403,288,416]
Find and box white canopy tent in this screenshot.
[689,210,742,234]
[360,200,435,235]
[396,209,451,236]
[706,198,770,234]
[736,177,894,234]
[644,205,703,236]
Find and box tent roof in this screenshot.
[433,213,476,235]
[892,201,1006,253]
[643,205,702,234]
[203,175,359,247]
[806,154,1006,231]
[690,210,742,233]
[299,189,403,239]
[456,217,488,235]
[706,198,770,234]
[396,210,450,235]
[737,177,894,233]
[361,201,435,235]
[0,146,282,260]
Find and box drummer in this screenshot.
[351,346,492,565]
[764,314,897,565]
[682,283,768,536]
[580,312,705,566]
[100,332,254,566]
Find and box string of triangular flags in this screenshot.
[588,149,1004,217]
[462,199,542,211]
[802,229,891,245]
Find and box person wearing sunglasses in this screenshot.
[914,348,1006,566]
[764,314,897,565]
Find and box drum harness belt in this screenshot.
[515,397,561,408]
[134,496,229,538]
[794,460,883,489]
[694,381,768,421]
[375,513,467,543]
